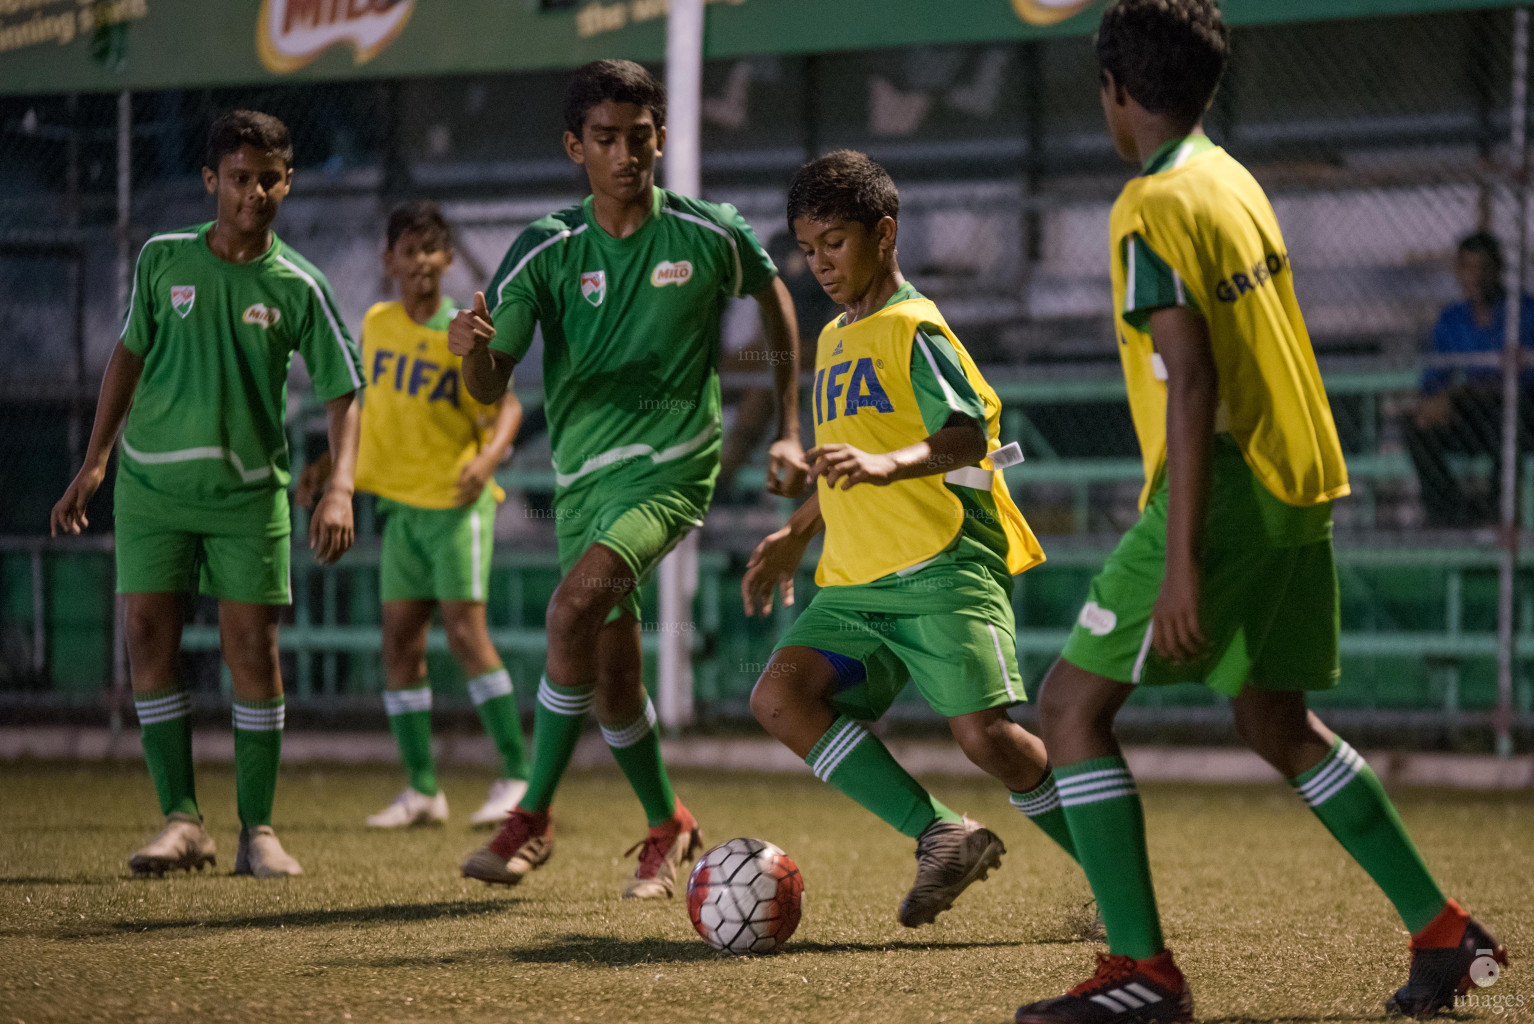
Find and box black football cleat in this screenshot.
[1016,950,1193,1024]
[1387,908,1508,1019]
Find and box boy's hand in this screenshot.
[742,523,810,616]
[1151,560,1208,664]
[50,465,106,537]
[448,291,496,357]
[766,437,810,496]
[309,488,355,565]
[455,453,497,506]
[808,443,899,490]
[294,453,333,511]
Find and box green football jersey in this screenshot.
[486,187,776,496]
[115,222,364,536]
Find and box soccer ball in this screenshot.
[686,837,804,954]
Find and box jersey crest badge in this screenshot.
[171,286,195,319]
[580,270,606,307]
[650,260,694,288]
[242,304,282,329]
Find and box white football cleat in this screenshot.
[366,787,449,828]
[233,826,304,878]
[127,813,217,876]
[470,778,529,827]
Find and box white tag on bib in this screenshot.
[988,441,1025,469]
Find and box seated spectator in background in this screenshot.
[1405,231,1534,527]
[718,232,839,500]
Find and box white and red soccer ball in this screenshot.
[686,837,804,954]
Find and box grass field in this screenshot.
[1,763,1529,1024]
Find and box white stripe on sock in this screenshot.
[817,725,869,780]
[383,687,433,716]
[1296,742,1363,805]
[1303,746,1365,807]
[134,692,190,713]
[134,694,190,724]
[467,670,514,706]
[810,720,862,780]
[1059,784,1138,808]
[537,676,593,716]
[601,699,658,749]
[232,705,285,731]
[1057,774,1136,800]
[1054,765,1134,789]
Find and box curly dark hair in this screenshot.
[386,201,452,252]
[1096,0,1230,126]
[205,109,293,172]
[564,59,666,137]
[786,150,899,232]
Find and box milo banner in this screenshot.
[0,0,1520,96]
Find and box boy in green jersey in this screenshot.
[1011,4,1506,1022]
[51,110,364,879]
[742,151,1082,929]
[451,60,806,899]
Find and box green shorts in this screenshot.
[379,487,497,603]
[115,515,291,605]
[1061,438,1341,696]
[553,476,712,621]
[773,572,1024,720]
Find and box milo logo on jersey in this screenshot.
[369,348,462,404]
[1215,251,1291,304]
[813,358,894,426]
[650,260,694,288]
[243,304,282,329]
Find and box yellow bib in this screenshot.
[812,296,1044,586]
[1110,146,1349,510]
[354,301,506,509]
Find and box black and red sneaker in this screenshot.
[1015,950,1193,1024]
[1387,899,1509,1019]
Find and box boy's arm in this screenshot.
[309,392,360,565]
[742,489,824,616]
[809,415,987,490]
[451,291,519,403]
[50,339,143,536]
[1150,304,1217,663]
[751,276,808,496]
[456,392,524,506]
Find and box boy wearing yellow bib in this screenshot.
[1013,4,1506,1022]
[308,203,530,829]
[744,151,1083,930]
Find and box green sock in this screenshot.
[383,682,437,796]
[1291,736,1447,933]
[601,696,677,827]
[1009,769,1078,861]
[232,696,284,829]
[520,675,593,814]
[807,715,961,839]
[134,689,198,818]
[468,667,529,781]
[1057,756,1164,959]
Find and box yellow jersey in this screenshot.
[812,285,1044,587]
[354,299,507,509]
[1109,137,1350,510]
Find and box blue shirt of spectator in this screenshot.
[1421,294,1534,397]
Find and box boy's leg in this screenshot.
[1037,658,1165,957]
[752,645,962,837]
[124,591,198,820]
[948,708,1075,861]
[442,600,529,784]
[1232,690,1448,930]
[366,599,447,828]
[593,611,674,827]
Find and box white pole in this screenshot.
[1496,7,1529,760]
[657,0,706,734]
[116,90,132,325]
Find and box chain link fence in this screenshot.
[3,8,1532,745]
